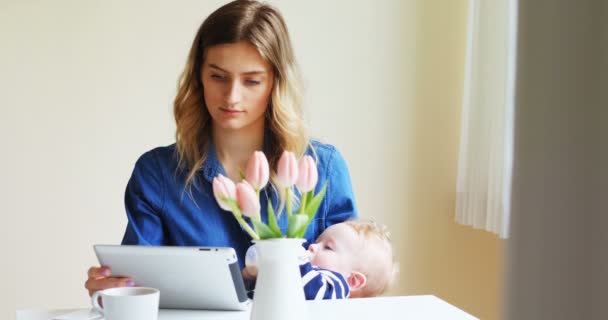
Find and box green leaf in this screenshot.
[295,224,310,239]
[267,199,283,237]
[252,220,278,239]
[305,182,328,221]
[305,191,314,208]
[294,183,328,238]
[287,214,309,238]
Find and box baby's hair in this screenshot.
[344,219,399,297]
[344,219,391,242]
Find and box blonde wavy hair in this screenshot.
[344,219,398,297]
[174,0,308,190]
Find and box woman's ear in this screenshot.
[347,271,367,290]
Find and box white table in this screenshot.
[17,295,478,320]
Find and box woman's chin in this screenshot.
[212,116,264,133]
[214,119,247,131]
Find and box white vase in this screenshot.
[250,238,306,320]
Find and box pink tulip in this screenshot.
[236,182,260,218]
[212,175,236,211]
[245,151,270,191]
[277,151,298,187]
[296,155,318,192]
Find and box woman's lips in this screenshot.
[220,108,244,116]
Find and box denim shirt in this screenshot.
[121,140,358,269]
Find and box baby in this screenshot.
[245,220,396,300]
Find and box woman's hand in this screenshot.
[85,266,134,296]
[242,266,258,292]
[242,265,258,280]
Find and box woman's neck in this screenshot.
[212,124,265,182]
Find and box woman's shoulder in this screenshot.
[309,139,336,154]
[134,143,178,169]
[307,140,348,172]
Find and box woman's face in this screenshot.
[202,41,274,132]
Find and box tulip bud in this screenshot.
[236,182,260,218]
[277,151,299,187]
[296,155,318,193]
[245,151,270,191]
[212,175,236,211]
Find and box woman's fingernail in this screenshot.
[102,269,111,277]
[126,280,135,287]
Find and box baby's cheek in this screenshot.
[311,254,330,269]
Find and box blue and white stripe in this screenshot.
[299,262,350,300]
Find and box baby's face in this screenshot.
[307,223,362,276]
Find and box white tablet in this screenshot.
[94,245,251,311]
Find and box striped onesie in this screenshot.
[299,261,350,300]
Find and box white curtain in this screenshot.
[455,0,518,238]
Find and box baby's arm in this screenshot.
[299,262,350,300]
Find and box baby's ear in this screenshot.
[347,271,367,290]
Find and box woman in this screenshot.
[85,0,357,296]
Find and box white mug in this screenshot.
[91,287,160,320]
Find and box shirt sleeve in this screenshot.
[121,150,166,245]
[323,146,358,228]
[300,262,350,300]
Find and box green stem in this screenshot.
[234,213,260,240]
[228,201,260,240]
[255,189,262,221]
[286,187,292,218]
[298,191,308,215]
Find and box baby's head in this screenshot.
[307,220,396,298]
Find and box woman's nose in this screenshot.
[226,81,243,104]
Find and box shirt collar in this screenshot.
[203,141,224,183]
[202,131,271,183]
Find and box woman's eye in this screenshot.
[324,245,333,251]
[245,79,260,86]
[211,74,226,81]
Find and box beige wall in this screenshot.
[400,2,504,320]
[0,1,501,319]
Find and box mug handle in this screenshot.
[91,291,104,315]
